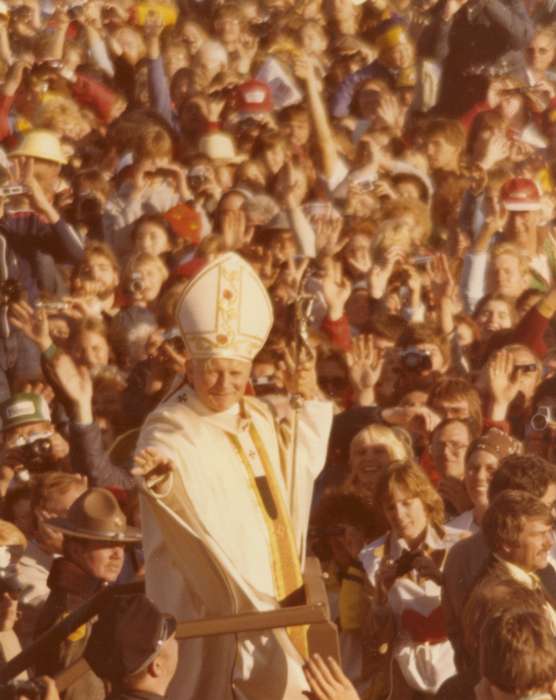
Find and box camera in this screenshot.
[410,255,433,268]
[0,279,24,306]
[400,347,432,372]
[530,405,556,431]
[393,549,420,578]
[35,300,69,313]
[187,166,210,191]
[355,179,376,192]
[20,436,53,473]
[0,569,25,599]
[128,272,145,295]
[0,184,28,198]
[73,194,102,226]
[1,679,48,700]
[160,329,186,357]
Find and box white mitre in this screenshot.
[176,252,274,362]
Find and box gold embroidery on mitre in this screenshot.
[179,254,273,361]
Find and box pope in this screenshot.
[133,252,333,700]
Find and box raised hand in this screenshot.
[368,247,404,299]
[381,405,442,434]
[20,380,55,405]
[220,209,247,251]
[49,352,93,406]
[320,257,352,320]
[282,162,307,208]
[9,301,52,352]
[19,158,58,221]
[277,342,322,401]
[309,207,344,256]
[377,93,403,133]
[304,654,361,700]
[428,253,456,303]
[346,335,383,406]
[487,349,519,420]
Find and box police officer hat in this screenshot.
[49,488,141,543]
[85,594,177,682]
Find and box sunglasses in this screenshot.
[513,363,538,374]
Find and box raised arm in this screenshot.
[483,0,534,48]
[295,55,343,182]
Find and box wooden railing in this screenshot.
[1,558,339,692]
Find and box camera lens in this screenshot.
[403,352,420,369]
[531,413,549,431]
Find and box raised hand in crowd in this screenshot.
[320,256,352,321]
[220,208,248,250]
[346,335,383,407]
[369,247,405,300]
[9,301,52,352]
[486,349,520,421]
[304,654,360,700]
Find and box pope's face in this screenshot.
[188,358,252,412]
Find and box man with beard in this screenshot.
[74,242,121,317]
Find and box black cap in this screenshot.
[85,594,177,682]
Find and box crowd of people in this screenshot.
[1,0,556,698]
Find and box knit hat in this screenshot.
[466,428,522,463]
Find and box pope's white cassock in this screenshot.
[136,253,333,700]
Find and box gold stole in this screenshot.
[227,422,308,658]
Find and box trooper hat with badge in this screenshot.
[48,488,141,545]
[85,593,178,699]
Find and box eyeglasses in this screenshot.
[513,363,538,374]
[435,441,468,453]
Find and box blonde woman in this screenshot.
[359,462,467,699]
[347,423,413,505]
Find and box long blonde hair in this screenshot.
[349,423,413,469]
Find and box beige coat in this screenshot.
[137,386,332,700]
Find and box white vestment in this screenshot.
[136,385,333,700]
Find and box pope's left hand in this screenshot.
[278,345,323,401]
